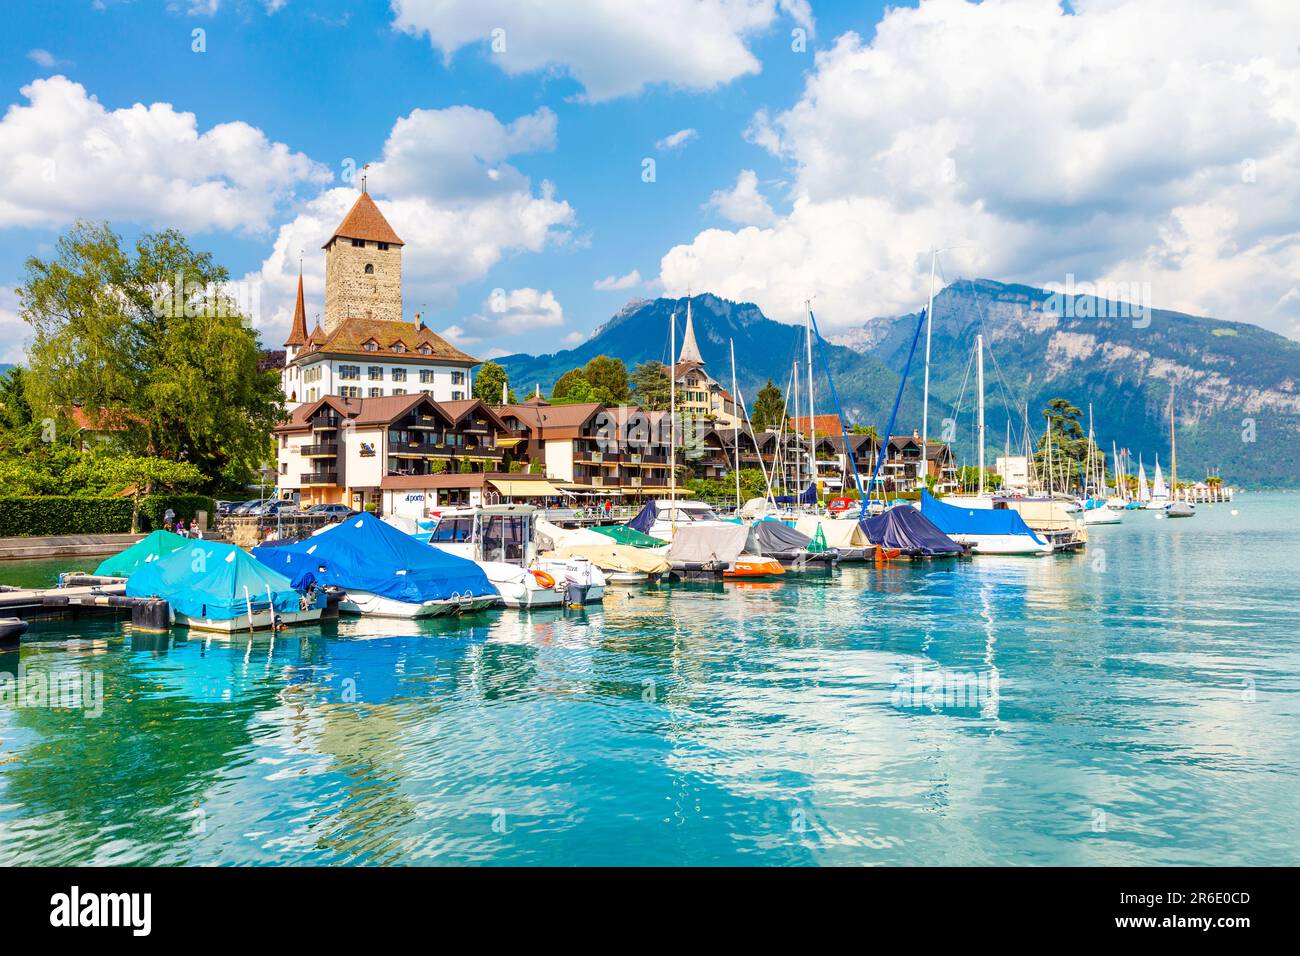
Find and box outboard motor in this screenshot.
[564,581,590,607]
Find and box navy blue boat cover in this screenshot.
[919,491,1046,543]
[627,500,658,534]
[861,504,962,555]
[774,483,818,505]
[252,512,494,603]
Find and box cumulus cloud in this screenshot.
[0,288,30,365]
[248,105,574,339]
[0,76,330,234]
[656,128,698,151]
[593,269,643,291]
[660,0,1300,338]
[440,287,565,357]
[391,0,814,102]
[704,169,776,226]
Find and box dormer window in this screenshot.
[391,342,406,353]
[363,339,378,352]
[364,263,374,274]
[418,344,432,355]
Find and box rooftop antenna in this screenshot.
[360,163,371,193]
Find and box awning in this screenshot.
[489,478,566,497]
[495,437,525,448]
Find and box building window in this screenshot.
[340,386,361,398]
[339,365,360,380]
[418,344,431,355]
[363,340,378,352]
[451,371,465,385]
[419,369,435,384]
[351,238,365,248]
[392,388,407,396]
[368,366,383,380]
[364,263,374,275]
[392,343,406,353]
[280,461,287,475]
[369,388,382,398]
[377,242,390,251]
[452,390,464,400]
[392,368,406,382]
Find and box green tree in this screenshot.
[19,221,282,489]
[583,355,631,405]
[473,360,515,404]
[750,379,785,431]
[630,361,671,410]
[0,367,34,431]
[553,377,599,404]
[1034,397,1093,492]
[551,368,590,402]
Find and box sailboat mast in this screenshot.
[921,249,937,462]
[805,299,816,503]
[1169,387,1178,502]
[977,334,985,497]
[793,357,801,498]
[669,304,677,530]
[730,339,741,510]
[1086,402,1095,499]
[1045,410,1054,496]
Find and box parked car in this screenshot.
[231,499,263,516]
[215,499,237,517]
[306,503,355,519]
[255,500,300,517]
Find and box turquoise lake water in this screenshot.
[1,493,1297,866]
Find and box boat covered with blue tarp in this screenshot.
[918,491,1052,554]
[861,504,964,557]
[126,540,320,631]
[93,529,189,577]
[252,512,497,618]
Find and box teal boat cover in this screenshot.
[919,491,1046,543]
[127,540,304,620]
[93,529,189,577]
[591,524,668,548]
[251,512,494,604]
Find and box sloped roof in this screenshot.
[792,414,844,438]
[325,191,405,247]
[496,401,604,437]
[293,316,479,365]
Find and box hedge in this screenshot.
[0,494,217,537]
[0,496,135,536]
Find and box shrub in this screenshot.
[138,494,218,530]
[0,496,135,536]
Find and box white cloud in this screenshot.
[562,330,586,345]
[660,0,1300,339]
[656,128,698,151]
[441,287,565,356]
[704,169,775,226]
[593,269,643,291]
[391,0,814,102]
[26,49,63,69]
[0,76,331,234]
[248,106,574,339]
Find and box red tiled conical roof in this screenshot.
[283,271,308,346]
[324,191,404,248]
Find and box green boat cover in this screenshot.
[93,529,189,578]
[591,524,667,548]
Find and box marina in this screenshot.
[0,492,1293,866]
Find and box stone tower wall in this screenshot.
[323,238,402,333]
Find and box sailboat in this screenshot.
[1136,455,1150,506]
[1166,388,1195,518]
[1082,403,1121,524]
[1146,455,1169,510]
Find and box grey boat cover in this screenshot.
[666,524,749,566]
[745,519,813,555]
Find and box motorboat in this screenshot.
[429,505,605,606]
[745,517,839,569]
[534,519,671,584]
[794,515,875,561]
[918,492,1053,555]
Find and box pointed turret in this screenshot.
[283,269,308,347]
[323,190,405,249]
[677,296,704,365]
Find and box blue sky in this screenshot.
[3,0,1299,364]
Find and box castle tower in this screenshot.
[281,266,309,407]
[678,296,704,365]
[322,189,404,334]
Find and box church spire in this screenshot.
[283,264,308,347]
[677,295,703,364]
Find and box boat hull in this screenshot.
[337,590,499,618]
[173,606,323,633]
[951,533,1053,555]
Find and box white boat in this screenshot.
[334,589,498,618]
[921,493,1054,555]
[429,505,605,606]
[1083,503,1122,525]
[172,605,323,632]
[1146,457,1170,509]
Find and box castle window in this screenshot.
[377,242,390,251]
[340,386,361,398]
[369,388,382,398]
[419,369,435,384]
[338,365,360,380]
[392,368,407,382]
[351,238,365,248]
[368,366,383,380]
[364,263,374,275]
[418,344,432,355]
[391,342,406,353]
[451,371,465,385]
[392,388,407,396]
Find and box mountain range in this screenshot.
[495,281,1300,487]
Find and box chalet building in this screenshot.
[884,433,958,493]
[495,395,672,499]
[275,393,563,514]
[279,190,478,412]
[671,300,742,429]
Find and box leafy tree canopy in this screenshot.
[751,379,785,432]
[630,360,670,411]
[473,360,515,404]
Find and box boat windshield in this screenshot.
[663,506,720,523]
[429,516,473,543]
